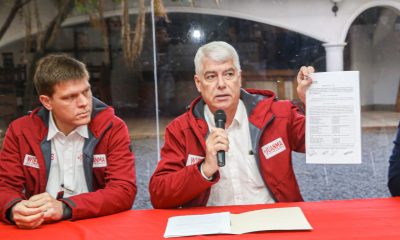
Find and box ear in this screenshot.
[194,75,201,93]
[238,70,242,88]
[39,95,52,111]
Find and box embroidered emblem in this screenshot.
[186,154,205,166]
[93,154,107,168]
[23,154,39,168]
[262,138,286,159]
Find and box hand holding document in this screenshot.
[306,71,361,164]
[163,207,312,238]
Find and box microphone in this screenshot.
[214,109,226,167]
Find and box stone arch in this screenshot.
[342,2,400,109]
[340,0,400,43]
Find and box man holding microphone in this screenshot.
[149,41,313,208]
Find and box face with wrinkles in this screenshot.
[39,78,92,135]
[194,57,241,117]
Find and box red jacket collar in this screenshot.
[187,88,277,130]
[29,97,114,139]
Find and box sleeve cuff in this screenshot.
[61,202,72,220]
[5,207,15,224]
[199,162,213,181]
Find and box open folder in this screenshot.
[164,207,312,238]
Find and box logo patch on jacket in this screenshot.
[186,154,205,166]
[262,138,286,159]
[93,154,107,168]
[23,154,39,168]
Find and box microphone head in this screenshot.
[214,109,226,124]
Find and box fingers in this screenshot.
[14,211,44,229]
[42,200,63,222]
[304,66,315,75]
[213,135,229,153]
[29,192,55,211]
[297,66,315,84]
[12,201,45,229]
[296,66,315,103]
[207,128,229,155]
[203,128,229,175]
[12,192,64,228]
[12,201,43,217]
[28,192,52,204]
[300,66,315,75]
[26,192,51,213]
[15,216,44,229]
[28,193,63,222]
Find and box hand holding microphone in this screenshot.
[202,109,228,178]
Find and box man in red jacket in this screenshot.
[0,55,136,229]
[149,41,313,208]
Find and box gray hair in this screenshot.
[194,41,241,75]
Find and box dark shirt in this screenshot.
[388,124,400,196]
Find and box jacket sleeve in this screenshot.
[388,125,400,196]
[0,125,26,224]
[289,102,306,153]
[61,120,136,220]
[149,122,217,209]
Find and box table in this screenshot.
[1,197,400,239]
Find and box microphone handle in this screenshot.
[217,150,225,167]
[215,118,225,167]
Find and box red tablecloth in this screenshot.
[1,197,400,239]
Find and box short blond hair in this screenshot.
[33,54,89,96]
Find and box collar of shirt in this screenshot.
[204,100,246,129]
[47,111,89,141]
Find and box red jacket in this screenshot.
[149,89,305,208]
[0,98,136,223]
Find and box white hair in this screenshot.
[194,41,241,75]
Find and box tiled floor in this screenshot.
[361,111,400,128]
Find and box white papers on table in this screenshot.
[230,207,312,234]
[305,71,361,164]
[164,212,231,238]
[163,207,312,238]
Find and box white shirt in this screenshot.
[45,112,89,198]
[204,100,275,206]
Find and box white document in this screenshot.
[163,207,312,238]
[306,71,361,164]
[164,212,231,238]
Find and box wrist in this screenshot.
[200,162,214,181]
[6,200,22,224]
